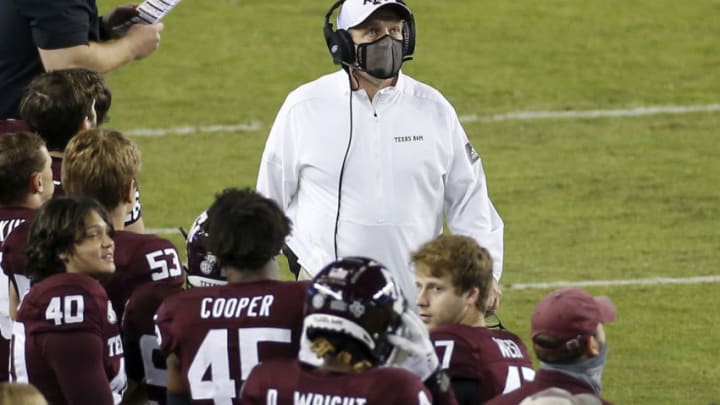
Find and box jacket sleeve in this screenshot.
[443,112,504,281]
[256,96,300,212]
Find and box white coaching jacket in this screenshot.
[257,70,504,300]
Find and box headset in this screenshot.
[323,0,416,68]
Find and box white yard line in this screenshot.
[506,275,720,290]
[459,103,720,123]
[142,103,720,289]
[147,227,183,235]
[125,122,262,137]
[145,228,720,290]
[125,104,720,136]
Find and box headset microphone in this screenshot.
[341,60,361,71]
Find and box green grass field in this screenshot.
[97,0,720,403]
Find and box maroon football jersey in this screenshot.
[123,282,185,404]
[240,358,433,405]
[11,272,127,404]
[0,206,34,242]
[102,230,184,325]
[155,280,310,404]
[484,369,613,405]
[1,221,33,306]
[50,156,143,226]
[0,205,35,382]
[431,324,535,404]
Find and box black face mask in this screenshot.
[356,35,404,79]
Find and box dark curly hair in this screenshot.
[26,196,112,283]
[205,188,291,271]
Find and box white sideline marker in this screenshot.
[506,275,720,290]
[125,104,720,137]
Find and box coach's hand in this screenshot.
[486,278,502,316]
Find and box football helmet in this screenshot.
[186,210,226,287]
[303,257,406,364]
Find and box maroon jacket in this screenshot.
[485,369,613,405]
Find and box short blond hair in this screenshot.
[62,128,141,210]
[0,383,47,405]
[411,235,493,312]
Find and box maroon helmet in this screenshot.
[186,210,226,287]
[303,257,407,364]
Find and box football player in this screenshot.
[0,70,101,320]
[155,188,309,405]
[122,209,226,404]
[122,282,184,404]
[413,235,535,404]
[10,196,126,404]
[486,288,615,405]
[120,210,224,403]
[0,132,54,382]
[60,128,184,322]
[19,68,145,233]
[59,128,184,402]
[240,256,459,405]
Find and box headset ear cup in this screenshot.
[325,25,344,65]
[324,27,356,66]
[335,29,356,65]
[403,14,416,56]
[323,0,353,66]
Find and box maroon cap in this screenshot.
[531,288,616,341]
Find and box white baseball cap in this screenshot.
[337,0,412,30]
